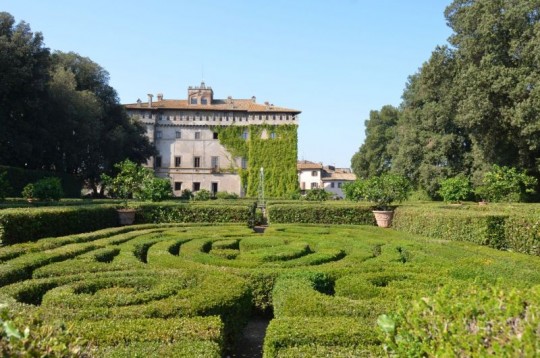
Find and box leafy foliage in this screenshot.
[32,177,64,201]
[476,165,537,202]
[304,188,331,201]
[101,160,171,203]
[0,305,91,357]
[351,105,399,178]
[379,283,540,357]
[437,174,472,203]
[138,177,172,202]
[345,173,411,210]
[350,0,540,197]
[193,189,212,201]
[214,124,298,198]
[0,13,154,196]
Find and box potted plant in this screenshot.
[345,173,411,228]
[101,160,148,225]
[101,160,173,225]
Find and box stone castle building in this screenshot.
[125,82,301,197]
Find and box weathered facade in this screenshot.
[125,83,300,197]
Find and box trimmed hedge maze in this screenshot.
[2,224,540,356]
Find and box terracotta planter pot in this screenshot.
[117,209,137,225]
[373,210,394,228]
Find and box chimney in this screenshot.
[157,93,163,101]
[251,96,256,103]
[147,94,153,108]
[136,98,142,107]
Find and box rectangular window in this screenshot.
[311,182,318,189]
[174,182,182,191]
[338,182,342,188]
[213,132,219,139]
[330,182,335,188]
[174,156,181,167]
[241,157,247,169]
[190,97,197,105]
[201,98,208,105]
[194,156,201,168]
[155,156,162,168]
[311,171,318,177]
[211,182,218,196]
[242,130,248,140]
[175,131,181,138]
[211,156,219,169]
[195,131,201,140]
[156,131,162,139]
[193,182,201,191]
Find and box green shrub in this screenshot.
[179,189,193,200]
[138,176,172,202]
[392,207,508,249]
[0,206,118,245]
[378,283,540,357]
[344,173,411,210]
[0,165,82,198]
[21,183,34,200]
[215,191,239,200]
[32,177,64,201]
[268,204,374,224]
[437,174,472,203]
[136,203,252,224]
[264,316,379,357]
[304,188,331,201]
[476,165,537,202]
[0,305,90,356]
[193,189,212,201]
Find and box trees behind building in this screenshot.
[0,12,155,196]
[351,0,540,198]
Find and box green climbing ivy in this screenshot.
[213,124,298,198]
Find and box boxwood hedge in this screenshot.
[0,206,118,245]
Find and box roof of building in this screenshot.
[297,160,323,170]
[126,98,301,114]
[321,172,357,181]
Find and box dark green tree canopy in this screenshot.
[0,13,155,196]
[351,0,540,198]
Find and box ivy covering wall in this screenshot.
[213,124,298,198]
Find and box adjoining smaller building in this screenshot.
[297,160,356,198]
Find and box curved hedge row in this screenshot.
[2,224,540,356]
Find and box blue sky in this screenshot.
[3,0,452,168]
